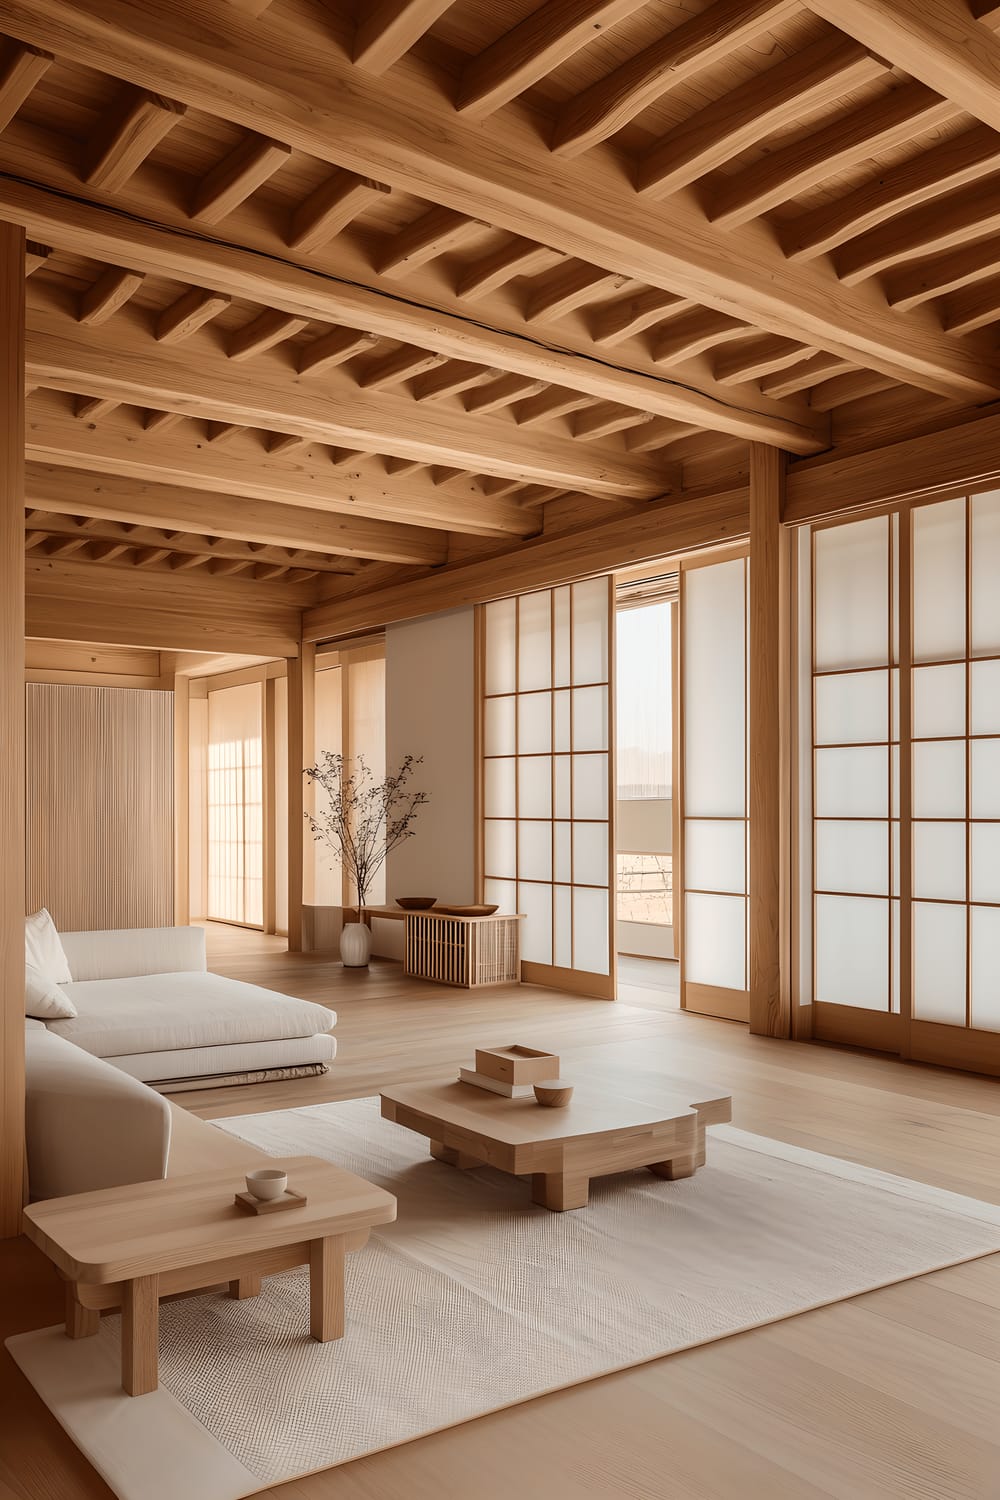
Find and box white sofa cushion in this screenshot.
[25,908,72,985]
[110,1031,337,1084]
[48,971,336,1059]
[25,963,77,1021]
[58,925,207,982]
[25,1026,171,1199]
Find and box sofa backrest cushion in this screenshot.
[25,963,77,1020]
[25,908,72,985]
[58,925,208,982]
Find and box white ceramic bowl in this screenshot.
[246,1168,288,1201]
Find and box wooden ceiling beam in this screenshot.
[288,170,390,254]
[653,310,750,364]
[456,0,649,119]
[463,373,546,414]
[758,351,854,397]
[297,326,379,376]
[24,241,49,276]
[84,89,186,192]
[24,303,656,496]
[0,162,830,452]
[514,388,596,426]
[836,179,1000,286]
[713,336,816,386]
[353,0,457,73]
[358,346,447,390]
[551,0,797,157]
[800,0,1000,135]
[377,206,486,278]
[572,403,653,441]
[708,81,955,229]
[591,290,690,346]
[77,267,144,327]
[192,134,290,223]
[74,393,120,421]
[782,122,1000,263]
[456,240,562,301]
[412,361,495,402]
[526,264,626,322]
[624,417,696,452]
[22,459,447,565]
[142,408,184,434]
[886,240,1000,311]
[25,391,547,537]
[155,287,231,343]
[0,42,51,132]
[4,6,992,416]
[226,309,310,361]
[637,35,886,197]
[940,278,1000,335]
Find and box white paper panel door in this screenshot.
[480,578,615,999]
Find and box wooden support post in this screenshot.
[262,675,277,936]
[0,222,25,1237]
[748,444,792,1038]
[172,672,190,925]
[286,642,314,951]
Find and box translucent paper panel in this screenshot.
[815,820,888,897]
[912,664,966,740]
[683,559,746,818]
[484,598,516,695]
[554,884,572,969]
[912,822,966,901]
[572,753,609,820]
[814,895,888,1010]
[892,900,901,1013]
[971,739,1000,817]
[971,905,1000,1032]
[553,689,571,752]
[971,823,1000,904]
[517,692,551,754]
[572,686,609,753]
[554,756,571,818]
[517,756,551,818]
[685,819,746,894]
[913,902,967,1023]
[571,577,609,684]
[971,490,1000,655]
[484,819,516,880]
[553,587,571,688]
[971,659,1000,735]
[685,893,746,990]
[814,518,888,671]
[814,746,888,818]
[518,821,552,882]
[484,695,515,756]
[814,670,888,746]
[573,821,608,888]
[554,821,572,884]
[484,758,515,819]
[892,821,900,897]
[518,590,551,691]
[484,878,516,915]
[912,740,965,818]
[574,886,610,974]
[912,498,966,663]
[518,881,552,965]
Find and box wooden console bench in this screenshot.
[357,905,524,987]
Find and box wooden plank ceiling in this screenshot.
[2,0,1000,635]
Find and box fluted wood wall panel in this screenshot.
[26,684,174,932]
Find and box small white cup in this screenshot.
[246,1168,288,1201]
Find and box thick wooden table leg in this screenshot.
[310,1236,345,1343]
[648,1154,696,1180]
[430,1140,480,1169]
[65,1282,99,1339]
[531,1171,589,1211]
[122,1274,159,1396]
[229,1273,262,1300]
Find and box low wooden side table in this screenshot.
[356,905,525,987]
[22,1155,396,1397]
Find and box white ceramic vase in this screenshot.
[340,920,371,968]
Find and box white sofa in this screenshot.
[46,925,337,1092]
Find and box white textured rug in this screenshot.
[10,1096,1000,1500]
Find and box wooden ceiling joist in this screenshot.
[24,305,673,497]
[226,309,309,361]
[456,241,562,301]
[526,264,625,323]
[192,134,290,223]
[297,327,379,376]
[0,41,50,132]
[84,89,187,193]
[23,460,447,566]
[463,373,545,415]
[288,170,390,254]
[836,178,1000,286]
[77,267,144,327]
[155,288,231,344]
[591,291,689,347]
[377,207,485,278]
[352,0,456,74]
[24,241,50,276]
[5,2,989,411]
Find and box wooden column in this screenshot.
[748,444,792,1038]
[0,223,26,1236]
[262,675,277,936]
[172,672,190,925]
[286,641,315,951]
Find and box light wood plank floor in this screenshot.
[3,924,1000,1500]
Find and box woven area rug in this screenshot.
[10,1095,1000,1500]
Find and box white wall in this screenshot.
[375,607,477,958]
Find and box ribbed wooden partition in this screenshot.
[25,683,174,931]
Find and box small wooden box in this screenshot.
[475,1045,559,1085]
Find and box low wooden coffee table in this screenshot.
[380,1080,732,1210]
[22,1155,396,1396]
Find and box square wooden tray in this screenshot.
[234,1187,309,1215]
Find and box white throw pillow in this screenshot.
[25,963,77,1020]
[24,908,73,985]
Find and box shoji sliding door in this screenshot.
[207,682,264,928]
[677,550,750,1020]
[479,578,616,998]
[805,490,1000,1074]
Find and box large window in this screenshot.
[207,682,264,927]
[615,601,673,932]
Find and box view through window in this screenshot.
[616,602,673,929]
